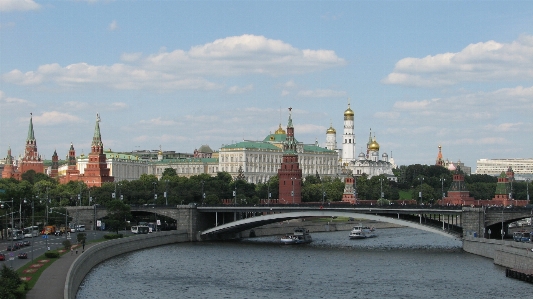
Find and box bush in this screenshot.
[104,234,124,239]
[0,264,25,299]
[62,240,72,250]
[44,251,60,258]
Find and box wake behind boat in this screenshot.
[281,227,313,244]
[349,224,377,239]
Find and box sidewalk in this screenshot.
[26,244,94,299]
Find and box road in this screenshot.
[0,230,109,270]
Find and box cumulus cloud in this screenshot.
[227,84,253,94]
[0,0,40,12]
[0,90,29,105]
[2,35,345,91]
[297,89,347,98]
[108,20,118,31]
[139,117,179,126]
[383,35,533,87]
[31,111,83,126]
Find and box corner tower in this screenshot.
[18,113,44,175]
[341,102,355,165]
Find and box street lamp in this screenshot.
[440,177,446,203]
[201,180,205,205]
[24,198,35,261]
[380,177,384,199]
[418,177,424,205]
[1,200,14,268]
[165,179,169,206]
[152,182,157,205]
[40,197,50,250]
[527,179,530,201]
[291,177,296,204]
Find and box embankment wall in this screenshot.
[65,230,189,299]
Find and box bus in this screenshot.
[10,229,24,240]
[131,226,149,234]
[24,226,39,238]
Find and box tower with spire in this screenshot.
[50,149,59,179]
[2,114,44,179]
[435,145,444,166]
[341,101,355,165]
[325,122,337,151]
[278,108,302,204]
[60,143,80,183]
[81,113,114,187]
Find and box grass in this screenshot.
[398,190,413,200]
[16,237,108,291]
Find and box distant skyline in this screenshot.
[1,0,533,172]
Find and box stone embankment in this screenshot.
[463,236,533,270]
[65,230,189,299]
[242,219,403,238]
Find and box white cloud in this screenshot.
[31,111,83,126]
[2,35,346,91]
[138,117,179,126]
[383,35,533,87]
[227,84,253,94]
[0,90,29,105]
[483,122,523,133]
[0,0,40,12]
[108,20,118,31]
[297,89,347,98]
[393,98,439,110]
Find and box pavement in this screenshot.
[25,243,94,299]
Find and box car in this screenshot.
[0,253,5,261]
[15,242,24,248]
[6,244,20,251]
[17,252,28,259]
[22,240,31,246]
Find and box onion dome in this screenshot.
[275,124,286,135]
[326,123,336,134]
[358,152,366,160]
[368,137,380,151]
[344,104,354,120]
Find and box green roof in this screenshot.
[151,157,218,164]
[222,141,281,150]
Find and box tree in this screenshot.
[105,200,131,234]
[0,264,24,299]
[162,168,177,178]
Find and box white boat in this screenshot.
[281,227,312,244]
[349,225,376,239]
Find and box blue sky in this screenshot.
[1,0,532,172]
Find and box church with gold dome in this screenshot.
[326,103,396,179]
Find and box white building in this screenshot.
[476,158,533,180]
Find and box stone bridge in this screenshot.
[64,205,533,241]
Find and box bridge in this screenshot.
[65,204,533,241]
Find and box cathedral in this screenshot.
[326,103,396,179]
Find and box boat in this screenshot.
[280,227,312,244]
[349,224,377,239]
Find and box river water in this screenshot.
[77,227,531,299]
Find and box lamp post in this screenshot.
[40,197,49,250]
[24,198,35,261]
[380,177,384,199]
[201,180,205,205]
[527,179,530,201]
[165,179,169,206]
[418,177,424,205]
[440,177,446,204]
[1,200,14,268]
[267,181,270,206]
[152,182,157,205]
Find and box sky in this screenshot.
[1,0,532,172]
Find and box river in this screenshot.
[76,227,530,299]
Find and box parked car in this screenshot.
[17,252,28,259]
[0,253,5,261]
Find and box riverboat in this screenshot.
[280,228,312,244]
[349,225,377,239]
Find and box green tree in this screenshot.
[0,264,24,299]
[162,168,177,178]
[105,200,131,234]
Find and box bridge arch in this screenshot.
[201,211,462,239]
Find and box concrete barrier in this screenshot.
[64,230,189,299]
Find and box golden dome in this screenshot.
[344,103,354,120]
[368,138,380,151]
[326,126,336,134]
[274,124,286,135]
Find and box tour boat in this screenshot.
[349,225,376,239]
[280,227,313,244]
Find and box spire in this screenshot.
[92,113,103,148]
[287,107,293,128]
[27,113,35,142]
[5,146,12,164]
